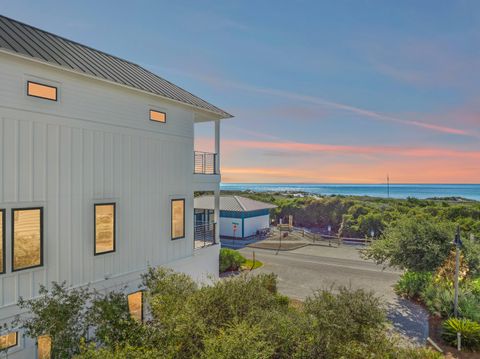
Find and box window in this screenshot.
[127,291,144,322]
[171,199,185,240]
[37,335,51,359]
[12,208,43,272]
[0,331,18,350]
[27,81,57,101]
[94,203,116,255]
[149,109,166,123]
[0,209,4,274]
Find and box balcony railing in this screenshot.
[194,222,216,249]
[194,151,217,175]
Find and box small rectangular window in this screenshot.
[0,209,5,274]
[149,110,166,123]
[171,199,185,240]
[12,208,43,272]
[27,81,57,101]
[127,291,144,322]
[0,331,18,350]
[37,335,51,359]
[94,203,116,255]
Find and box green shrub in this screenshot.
[201,321,274,359]
[442,317,480,350]
[219,248,246,272]
[394,271,432,299]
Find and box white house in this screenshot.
[0,15,231,358]
[194,196,276,239]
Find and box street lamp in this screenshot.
[327,225,332,247]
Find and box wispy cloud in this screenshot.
[170,68,477,138]
[222,139,480,159]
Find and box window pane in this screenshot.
[27,82,57,101]
[38,335,52,359]
[127,292,143,322]
[172,199,185,239]
[13,208,42,271]
[0,332,17,350]
[0,210,4,273]
[95,204,115,254]
[149,110,166,123]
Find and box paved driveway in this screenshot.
[238,245,429,345]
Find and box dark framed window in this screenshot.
[0,331,18,350]
[127,291,144,322]
[149,109,166,123]
[0,209,5,274]
[37,335,52,359]
[12,207,43,272]
[171,199,185,240]
[94,203,116,255]
[27,81,57,101]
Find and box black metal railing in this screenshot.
[194,151,217,174]
[194,222,216,249]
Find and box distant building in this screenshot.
[194,196,276,239]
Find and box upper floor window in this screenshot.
[27,81,57,101]
[94,203,116,255]
[149,110,166,123]
[0,331,18,350]
[12,208,43,272]
[0,209,4,274]
[127,291,144,322]
[171,199,185,240]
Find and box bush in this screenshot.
[219,248,246,272]
[201,321,274,359]
[442,317,480,350]
[363,216,454,272]
[394,271,433,299]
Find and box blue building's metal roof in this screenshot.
[0,14,232,118]
[194,195,277,212]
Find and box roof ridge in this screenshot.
[0,14,139,67]
[233,195,247,211]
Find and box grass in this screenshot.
[241,258,263,270]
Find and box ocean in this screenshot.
[220,183,480,201]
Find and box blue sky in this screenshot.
[3,1,479,183]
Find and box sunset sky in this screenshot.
[3,1,480,183]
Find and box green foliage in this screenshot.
[442,317,480,350]
[219,248,246,272]
[16,267,454,358]
[201,321,274,359]
[394,271,433,299]
[87,290,146,349]
[15,282,91,358]
[363,216,454,271]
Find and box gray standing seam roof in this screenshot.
[0,15,232,118]
[194,196,277,212]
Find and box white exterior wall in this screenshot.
[243,215,270,237]
[0,52,220,357]
[219,216,243,238]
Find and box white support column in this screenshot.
[214,119,220,175]
[214,187,220,244]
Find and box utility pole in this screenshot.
[453,226,462,318]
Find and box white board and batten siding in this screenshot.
[243,215,270,237]
[0,52,217,333]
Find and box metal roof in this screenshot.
[194,195,277,212]
[0,15,232,118]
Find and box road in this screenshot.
[238,245,429,345]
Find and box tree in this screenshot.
[362,216,454,272]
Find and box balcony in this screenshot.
[194,222,216,249]
[194,151,217,175]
